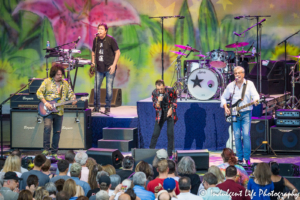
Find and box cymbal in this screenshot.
[290,55,300,59]
[194,54,206,57]
[170,50,187,56]
[175,44,200,52]
[226,42,249,48]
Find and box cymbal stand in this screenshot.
[288,59,300,109]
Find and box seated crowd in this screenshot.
[0,148,298,200]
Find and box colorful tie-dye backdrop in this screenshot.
[1,0,300,108]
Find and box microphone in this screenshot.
[95,32,99,37]
[233,31,240,37]
[159,93,163,97]
[73,36,81,44]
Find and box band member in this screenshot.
[91,23,121,114]
[220,66,259,166]
[37,64,76,159]
[150,80,178,157]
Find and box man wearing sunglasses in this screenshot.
[0,171,23,200]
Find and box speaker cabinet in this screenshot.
[88,88,122,107]
[86,148,124,169]
[11,109,92,149]
[270,126,300,152]
[131,148,159,166]
[176,149,209,171]
[251,116,274,152]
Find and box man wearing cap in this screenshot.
[152,149,168,179]
[89,174,112,200]
[0,171,22,200]
[69,163,91,196]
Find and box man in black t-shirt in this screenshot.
[91,23,121,114]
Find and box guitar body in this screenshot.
[225,99,242,123]
[38,98,60,117]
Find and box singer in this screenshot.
[91,23,121,113]
[150,80,178,158]
[220,66,259,167]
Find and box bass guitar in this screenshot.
[38,97,89,117]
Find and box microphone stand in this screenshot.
[278,29,300,108]
[149,15,184,80]
[0,79,35,158]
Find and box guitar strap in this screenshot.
[241,80,248,100]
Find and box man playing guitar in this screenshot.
[37,64,77,159]
[220,66,259,166]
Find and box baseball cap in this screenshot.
[156,149,168,159]
[163,178,176,192]
[3,172,23,181]
[98,174,111,186]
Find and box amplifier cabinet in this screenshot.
[270,126,300,152]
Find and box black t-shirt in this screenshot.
[92,35,119,73]
[87,188,100,198]
[161,93,169,111]
[116,170,134,182]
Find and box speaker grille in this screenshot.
[250,117,273,152]
[270,127,300,152]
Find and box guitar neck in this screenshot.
[236,101,256,111]
[55,98,80,107]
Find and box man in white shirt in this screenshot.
[221,66,259,166]
[68,151,89,182]
[177,177,203,200]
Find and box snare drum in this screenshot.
[209,49,228,68]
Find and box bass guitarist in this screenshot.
[37,63,77,159]
[220,66,259,166]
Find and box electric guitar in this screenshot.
[225,97,264,123]
[38,97,89,117]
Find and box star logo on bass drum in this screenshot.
[191,75,203,88]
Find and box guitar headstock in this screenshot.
[80,97,89,101]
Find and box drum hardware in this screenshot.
[175,44,200,52]
[286,56,300,109]
[209,49,229,69]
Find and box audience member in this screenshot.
[51,160,71,183]
[88,164,103,190]
[68,151,89,182]
[163,178,178,199]
[218,148,249,187]
[91,176,123,200]
[152,149,168,179]
[110,174,121,195]
[86,158,97,169]
[125,188,141,200]
[156,190,172,200]
[118,193,131,200]
[177,177,203,200]
[117,156,135,182]
[42,159,55,179]
[197,166,224,194]
[177,156,200,195]
[56,150,76,175]
[217,166,250,200]
[1,155,22,177]
[11,150,28,173]
[167,160,179,181]
[0,171,22,200]
[26,174,39,194]
[199,172,231,200]
[87,171,110,198]
[17,189,33,200]
[20,154,50,189]
[35,187,50,200]
[56,191,70,200]
[96,190,109,200]
[45,182,57,199]
[70,163,91,196]
[147,160,180,195]
[135,161,153,184]
[76,185,85,197]
[63,179,77,200]
[248,162,274,200]
[55,179,66,192]
[102,165,116,176]
[133,172,155,200]
[77,196,89,200]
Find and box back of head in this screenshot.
[77,196,89,200]
[122,156,134,170]
[110,174,121,190]
[65,150,76,163]
[89,164,103,190]
[102,164,116,175]
[157,190,170,200]
[86,157,97,169]
[55,179,66,192]
[11,150,21,158]
[157,159,168,173]
[63,179,77,197]
[3,155,21,172]
[27,174,39,187]
[45,182,57,196]
[269,161,280,175]
[118,193,131,200]
[179,176,191,190]
[41,159,51,172]
[177,156,196,174]
[133,172,146,186]
[125,188,137,200]
[135,161,152,179]
[163,178,176,192]
[17,189,33,200]
[35,187,50,200]
[75,151,88,166]
[167,160,176,175]
[57,160,70,173]
[208,165,225,183]
[70,163,82,177]
[34,154,47,167]
[96,190,109,200]
[75,185,85,196]
[225,165,237,178]
[96,171,109,185]
[122,179,133,190]
[56,191,70,200]
[254,162,272,185]
[98,174,111,191]
[203,172,218,185]
[221,148,237,166]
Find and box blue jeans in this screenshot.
[94,70,115,108]
[233,110,252,161]
[43,114,63,153]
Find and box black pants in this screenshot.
[150,111,174,156]
[43,114,63,153]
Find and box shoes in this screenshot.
[105,107,110,114]
[246,160,251,167]
[238,160,244,165]
[93,107,100,112]
[42,150,49,155]
[51,153,61,160]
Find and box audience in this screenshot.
[117,156,135,182]
[70,163,91,196]
[17,189,33,200]
[35,187,50,200]
[197,165,225,194]
[11,150,29,173]
[177,156,201,195]
[133,172,155,200]
[56,191,70,200]
[56,150,76,175]
[147,159,180,195]
[20,154,50,189]
[0,171,22,200]
[96,190,109,200]
[167,160,180,181]
[218,148,249,187]
[156,190,172,200]
[247,162,274,200]
[118,193,132,200]
[89,174,111,200]
[41,159,55,179]
[69,151,90,183]
[152,149,168,179]
[125,188,141,200]
[77,196,89,200]
[102,165,116,176]
[162,178,178,199]
[51,160,71,183]
[26,174,39,194]
[76,185,85,197]
[217,165,250,200]
[63,179,77,200]
[55,179,66,192]
[1,155,22,177]
[177,177,203,200]
[87,171,110,198]
[109,174,121,195]
[135,161,153,184]
[88,164,103,190]
[199,172,231,200]
[86,158,97,169]
[45,182,57,199]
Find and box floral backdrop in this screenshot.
[1,0,300,109]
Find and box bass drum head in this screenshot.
[187,68,222,100]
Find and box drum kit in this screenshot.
[171,42,255,101]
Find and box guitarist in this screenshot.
[36,64,77,159]
[220,66,259,167]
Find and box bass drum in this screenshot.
[187,67,225,100]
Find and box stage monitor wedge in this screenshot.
[131,148,159,166]
[86,148,124,169]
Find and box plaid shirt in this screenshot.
[152,86,178,124]
[36,78,75,116]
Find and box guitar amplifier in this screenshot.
[10,93,40,109]
[275,119,300,127]
[275,109,300,119]
[28,78,45,93]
